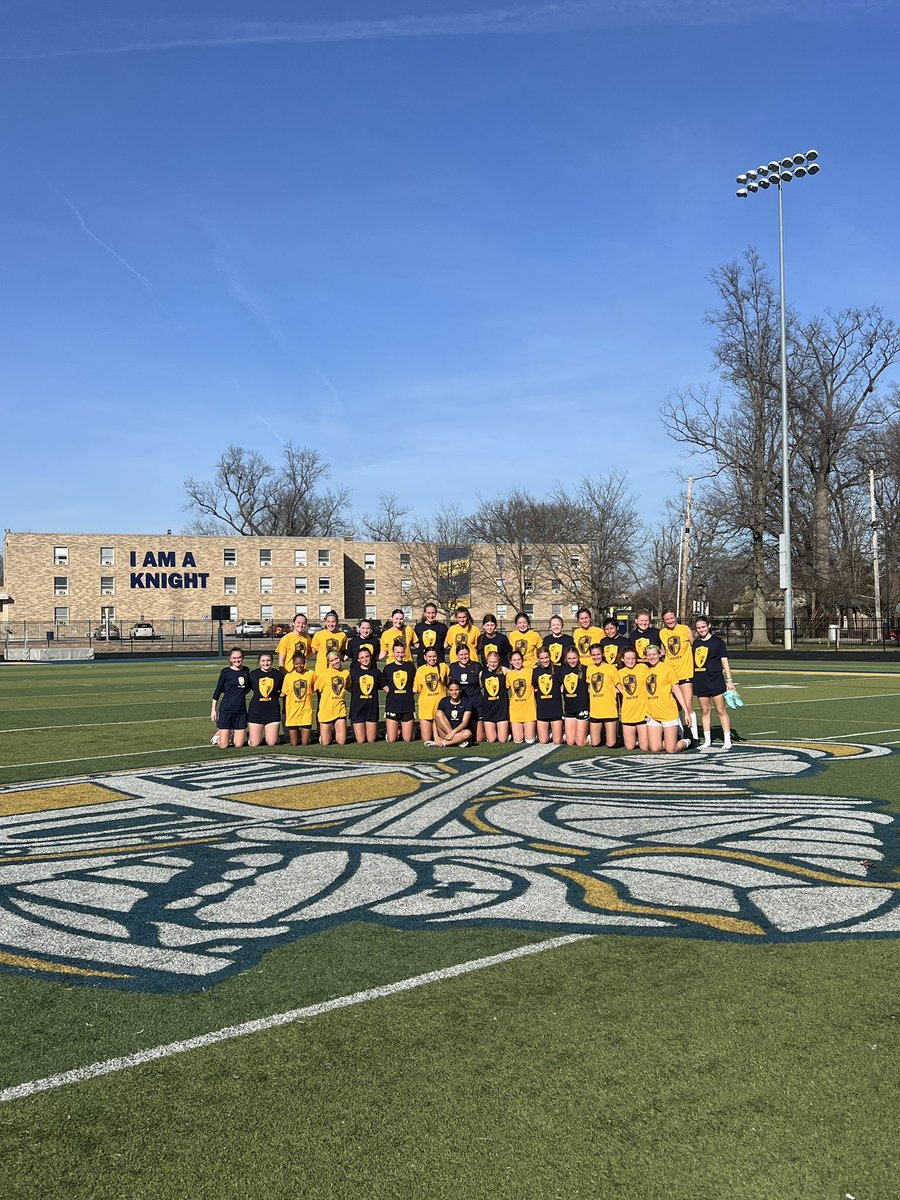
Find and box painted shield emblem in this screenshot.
[604,646,617,664]
[695,646,709,668]
[549,643,562,663]
[392,670,408,693]
[577,634,591,655]
[422,630,435,647]
[514,638,526,656]
[359,674,374,697]
[539,674,553,697]
[590,672,604,694]
[513,678,526,698]
[455,632,468,652]
[258,677,274,701]
[293,678,307,700]
[647,673,658,697]
[564,673,579,696]
[486,676,500,699]
[331,674,345,697]
[326,637,338,655]
[425,672,439,693]
[667,635,681,657]
[623,674,637,697]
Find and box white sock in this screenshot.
[723,733,732,747]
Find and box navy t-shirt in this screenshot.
[438,695,473,730]
[213,666,250,714]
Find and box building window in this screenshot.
[401,605,413,621]
[294,604,308,616]
[524,554,534,568]
[318,577,331,594]
[53,576,68,596]
[100,605,116,622]
[318,549,331,567]
[224,577,238,595]
[495,553,505,570]
[365,604,377,619]
[53,546,68,566]
[400,579,412,593]
[294,549,307,567]
[294,576,308,594]
[227,605,238,622]
[364,552,376,569]
[496,604,507,620]
[552,603,563,616]
[259,549,272,566]
[54,606,69,623]
[224,548,237,566]
[100,547,115,566]
[319,604,332,621]
[551,578,562,594]
[495,578,504,592]
[260,576,273,595]
[524,579,533,594]
[100,576,115,596]
[524,603,534,618]
[571,604,579,619]
[550,554,560,569]
[365,579,376,595]
[260,604,273,622]
[399,552,411,568]
[569,555,581,568]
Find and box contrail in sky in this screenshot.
[6,1,895,60]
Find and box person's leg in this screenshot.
[511,721,525,744]
[537,720,551,744]
[475,718,485,745]
[647,723,664,753]
[682,681,697,737]
[635,723,649,751]
[232,729,247,747]
[523,720,537,744]
[385,718,400,744]
[300,726,311,746]
[622,723,637,751]
[287,727,300,747]
[400,718,414,743]
[714,694,732,748]
[248,722,264,748]
[216,728,230,749]
[420,718,434,743]
[365,721,378,743]
[264,721,281,747]
[564,716,578,746]
[334,719,347,746]
[605,720,618,748]
[319,721,333,747]
[443,726,470,746]
[352,721,367,743]
[664,724,689,753]
[433,712,452,744]
[483,722,498,744]
[550,719,564,746]
[495,720,509,744]
[698,695,713,746]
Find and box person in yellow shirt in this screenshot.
[276,613,312,671]
[644,644,692,754]
[311,611,348,672]
[280,651,315,746]
[445,606,480,663]
[572,607,604,666]
[660,608,697,737]
[379,609,416,663]
[414,647,450,743]
[616,647,649,751]
[586,644,620,748]
[506,649,537,744]
[508,612,542,669]
[314,651,350,746]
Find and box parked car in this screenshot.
[265,622,292,637]
[93,624,121,640]
[130,622,157,639]
[234,620,265,637]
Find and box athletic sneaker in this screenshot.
[699,741,715,752]
[210,733,219,745]
[721,742,733,751]
[457,741,469,749]
[424,740,438,747]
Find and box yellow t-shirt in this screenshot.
[414,662,449,719]
[508,628,542,669]
[314,667,350,723]
[617,662,649,724]
[645,660,680,723]
[660,623,694,680]
[585,662,619,721]
[276,630,312,669]
[446,623,480,663]
[310,629,348,672]
[379,625,415,663]
[506,667,537,722]
[572,625,604,666]
[281,668,315,727]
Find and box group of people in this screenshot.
[210,604,738,755]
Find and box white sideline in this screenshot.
[0,744,210,771]
[0,934,592,1104]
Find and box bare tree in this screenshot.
[549,472,642,614]
[184,443,352,536]
[789,309,900,621]
[400,504,473,616]
[661,251,787,645]
[465,490,560,616]
[360,493,411,542]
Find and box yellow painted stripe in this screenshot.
[759,740,865,757]
[0,836,224,866]
[0,783,132,816]
[551,866,765,936]
[0,950,130,979]
[607,845,900,888]
[223,771,423,811]
[529,842,590,856]
[464,802,503,834]
[739,668,900,679]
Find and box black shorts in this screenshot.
[564,706,589,721]
[217,709,248,731]
[480,699,509,724]
[536,700,563,722]
[248,703,281,725]
[385,708,414,722]
[692,677,726,698]
[350,699,380,724]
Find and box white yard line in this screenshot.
[0,716,203,735]
[813,728,900,741]
[0,744,210,771]
[0,934,591,1104]
[755,691,900,706]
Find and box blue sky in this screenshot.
[2,0,899,536]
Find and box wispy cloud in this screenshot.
[7,1,895,61]
[232,376,287,445]
[36,168,184,330]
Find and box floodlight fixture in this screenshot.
[758,177,770,188]
[808,162,820,175]
[792,153,805,165]
[737,173,748,184]
[736,187,749,197]
[806,149,818,160]
[780,170,793,182]
[794,165,807,178]
[768,161,780,172]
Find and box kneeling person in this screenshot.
[281,651,315,746]
[382,642,416,743]
[247,651,283,747]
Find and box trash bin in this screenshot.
[828,624,840,645]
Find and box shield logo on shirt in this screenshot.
[604,646,617,664]
[238,676,246,687]
[392,670,407,693]
[331,675,345,697]
[258,677,274,700]
[486,676,500,699]
[539,674,553,697]
[695,646,709,669]
[667,635,681,658]
[359,674,374,697]
[294,678,307,700]
[326,637,338,655]
[564,673,579,696]
[513,638,526,656]
[623,674,637,697]
[455,632,468,652]
[647,673,658,697]
[423,630,435,647]
[577,634,590,655]
[590,673,604,694]
[425,672,439,693]
[513,678,526,699]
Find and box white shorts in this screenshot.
[647,716,680,729]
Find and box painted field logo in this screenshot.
[0,742,897,993]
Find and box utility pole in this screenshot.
[678,477,693,620]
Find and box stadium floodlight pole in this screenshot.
[736,150,821,651]
[870,469,883,642]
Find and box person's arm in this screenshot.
[671,681,688,712]
[721,653,734,688]
[211,670,225,722]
